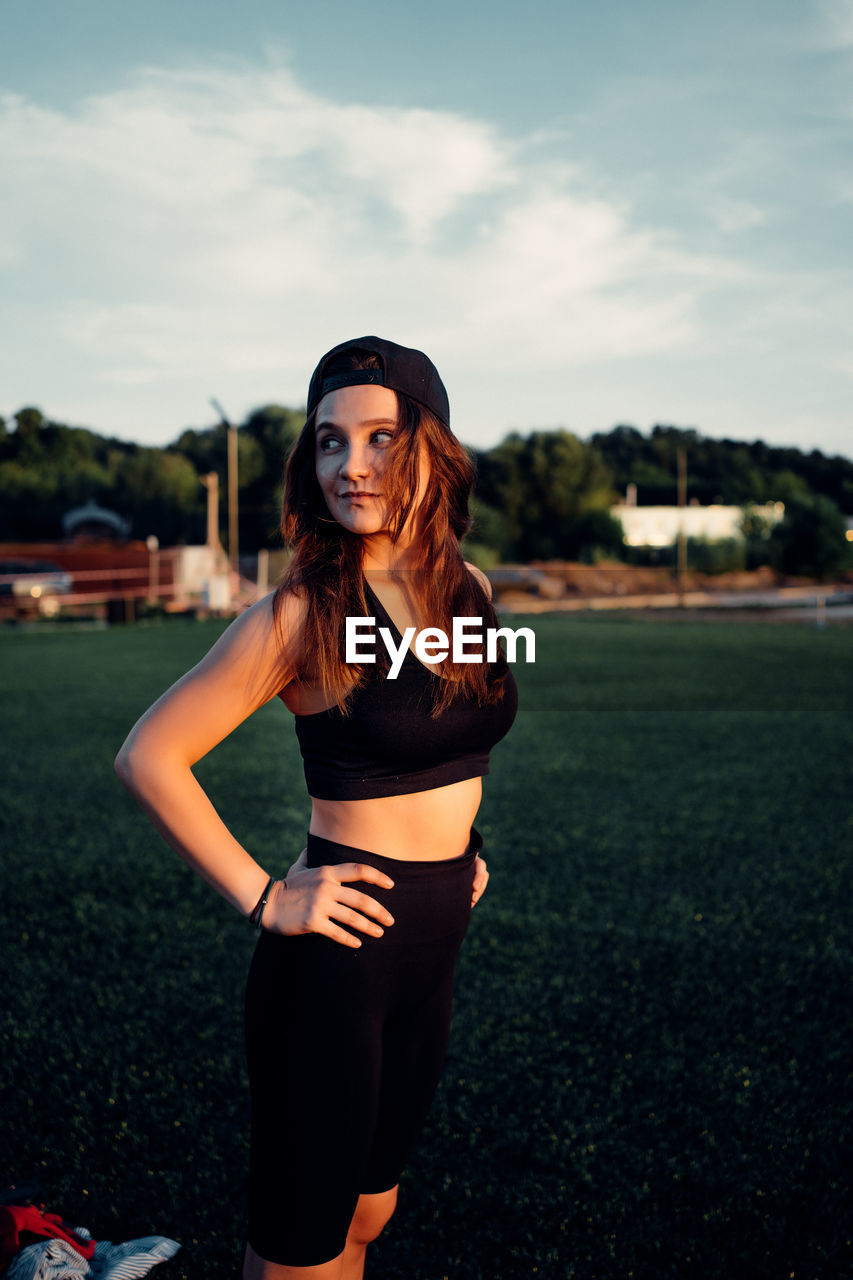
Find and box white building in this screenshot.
[612,502,784,548]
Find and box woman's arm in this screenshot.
[115,592,298,915]
[115,592,395,944]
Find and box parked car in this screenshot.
[0,560,73,616]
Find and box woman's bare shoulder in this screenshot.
[116,589,311,769]
[187,587,308,697]
[464,560,493,600]
[258,584,308,639]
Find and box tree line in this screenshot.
[1,406,851,577]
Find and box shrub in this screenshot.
[769,494,849,579]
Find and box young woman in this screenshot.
[115,336,518,1280]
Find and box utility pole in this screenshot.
[211,398,238,571]
[202,472,221,550]
[676,446,687,606]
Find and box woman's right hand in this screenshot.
[263,854,396,948]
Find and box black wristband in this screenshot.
[248,875,275,929]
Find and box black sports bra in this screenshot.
[293,582,518,800]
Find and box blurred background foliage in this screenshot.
[1,406,851,578]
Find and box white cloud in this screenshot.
[11,56,848,455]
[0,60,726,418]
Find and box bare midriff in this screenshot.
[307,777,483,861]
[282,667,483,861]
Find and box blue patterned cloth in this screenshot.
[5,1227,180,1280]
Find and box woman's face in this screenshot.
[315,383,428,539]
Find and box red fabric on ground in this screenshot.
[0,1203,97,1268]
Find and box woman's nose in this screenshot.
[340,444,370,477]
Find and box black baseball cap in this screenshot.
[307,336,450,427]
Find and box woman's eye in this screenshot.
[317,429,393,453]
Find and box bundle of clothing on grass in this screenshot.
[0,1184,179,1280]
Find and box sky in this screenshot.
[1,0,852,458]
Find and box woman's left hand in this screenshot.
[471,854,489,907]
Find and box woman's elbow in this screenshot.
[115,729,187,798]
[114,738,138,791]
[114,731,159,795]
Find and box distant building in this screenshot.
[62,501,131,542]
[612,501,784,548]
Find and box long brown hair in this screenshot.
[274,353,508,713]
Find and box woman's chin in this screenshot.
[336,511,387,537]
[330,500,390,537]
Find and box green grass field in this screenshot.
[2,615,852,1279]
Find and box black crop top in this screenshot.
[293,582,518,800]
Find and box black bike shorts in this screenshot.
[244,826,480,1267]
